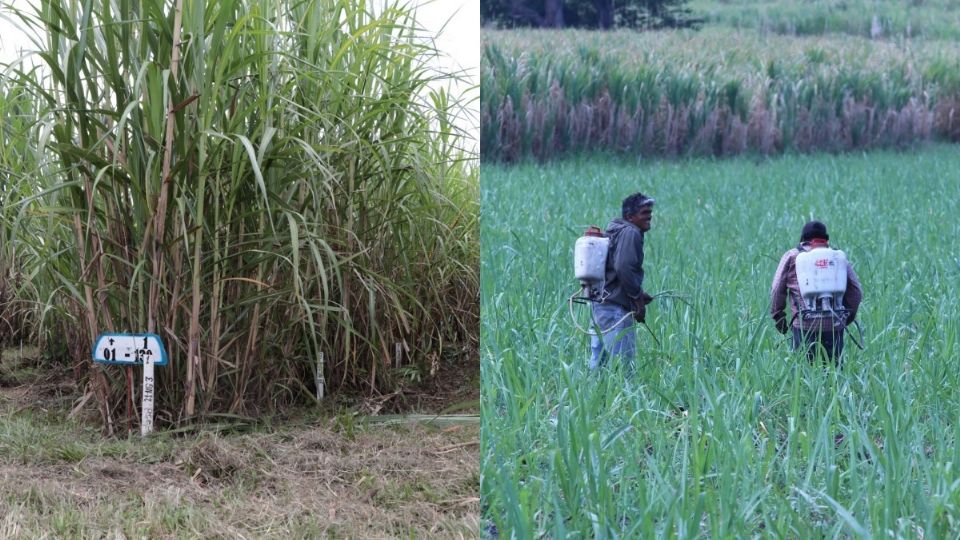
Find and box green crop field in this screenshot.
[689,0,960,41]
[480,145,960,537]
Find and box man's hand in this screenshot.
[633,298,646,323]
[775,316,788,335]
[642,292,655,305]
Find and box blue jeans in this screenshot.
[589,302,636,371]
[792,326,844,366]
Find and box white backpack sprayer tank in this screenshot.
[795,246,848,324]
[568,226,620,336]
[573,227,609,301]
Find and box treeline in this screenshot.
[481,0,701,30]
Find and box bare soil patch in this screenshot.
[354,344,481,416]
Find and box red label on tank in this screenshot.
[815,259,829,268]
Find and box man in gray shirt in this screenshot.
[590,193,656,372]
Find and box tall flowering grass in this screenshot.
[482,28,960,161]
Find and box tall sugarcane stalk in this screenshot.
[0,0,478,428]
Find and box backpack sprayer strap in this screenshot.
[597,285,611,303]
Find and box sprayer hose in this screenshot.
[568,290,662,347]
[568,290,633,336]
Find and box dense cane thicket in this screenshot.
[0,0,478,432]
[482,28,960,161]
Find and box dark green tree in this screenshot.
[482,0,564,28]
[617,0,702,29]
[481,0,701,30]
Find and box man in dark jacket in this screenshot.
[770,220,863,364]
[589,192,656,371]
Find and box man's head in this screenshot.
[622,192,655,232]
[800,220,829,242]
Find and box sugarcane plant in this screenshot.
[0,0,479,433]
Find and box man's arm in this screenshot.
[614,229,645,302]
[843,261,863,325]
[770,251,792,333]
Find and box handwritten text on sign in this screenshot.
[92,333,168,366]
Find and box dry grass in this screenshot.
[0,347,479,538]
[0,424,479,538]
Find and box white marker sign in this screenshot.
[93,333,168,366]
[93,333,167,436]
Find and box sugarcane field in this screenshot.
[481,0,960,538]
[0,0,479,536]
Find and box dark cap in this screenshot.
[622,192,656,219]
[800,220,829,242]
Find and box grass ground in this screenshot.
[0,347,480,538]
[481,143,960,537]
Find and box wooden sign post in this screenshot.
[92,333,168,436]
